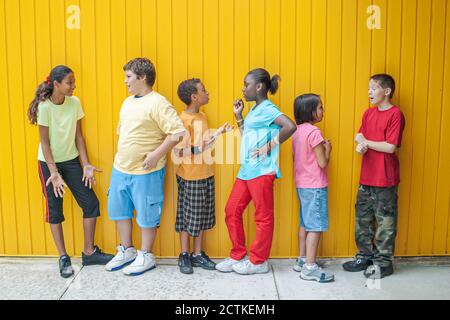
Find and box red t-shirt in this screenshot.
[359,105,405,187]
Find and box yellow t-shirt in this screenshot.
[176,111,214,181]
[113,91,186,174]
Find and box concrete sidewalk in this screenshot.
[1,257,449,300]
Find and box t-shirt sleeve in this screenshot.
[116,120,121,135]
[358,110,368,134]
[265,105,284,126]
[308,129,325,149]
[386,110,405,147]
[179,118,192,148]
[73,96,85,120]
[151,99,186,135]
[37,103,49,127]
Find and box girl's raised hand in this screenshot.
[46,172,67,198]
[233,99,244,116]
[82,164,102,189]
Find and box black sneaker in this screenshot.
[59,255,74,278]
[191,251,216,270]
[82,245,114,266]
[342,257,373,272]
[178,252,193,274]
[364,264,394,279]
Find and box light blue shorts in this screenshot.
[297,187,328,232]
[108,167,166,228]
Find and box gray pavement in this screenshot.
[1,257,449,300]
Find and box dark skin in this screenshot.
[233,74,297,159]
[39,72,101,257]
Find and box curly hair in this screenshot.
[177,78,201,105]
[123,58,156,86]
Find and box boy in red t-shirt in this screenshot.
[343,74,405,279]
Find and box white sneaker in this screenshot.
[105,245,137,271]
[215,256,248,273]
[232,260,270,275]
[122,250,156,276]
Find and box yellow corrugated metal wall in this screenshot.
[0,0,449,258]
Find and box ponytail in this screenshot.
[247,68,281,96]
[269,75,281,95]
[27,65,73,125]
[28,81,53,125]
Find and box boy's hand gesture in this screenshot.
[233,99,244,117]
[356,142,368,155]
[82,164,102,189]
[46,172,67,198]
[355,133,367,144]
[143,151,160,170]
[355,133,368,155]
[217,122,234,135]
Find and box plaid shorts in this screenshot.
[176,175,215,237]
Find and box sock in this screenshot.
[305,263,318,270]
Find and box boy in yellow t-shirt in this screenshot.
[106,58,186,276]
[174,78,233,274]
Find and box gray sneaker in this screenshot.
[300,264,334,283]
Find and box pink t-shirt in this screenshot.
[292,123,328,188]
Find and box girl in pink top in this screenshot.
[291,94,334,283]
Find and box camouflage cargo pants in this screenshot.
[355,185,398,267]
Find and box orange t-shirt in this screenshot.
[176,111,214,180]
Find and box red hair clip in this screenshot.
[46,76,51,85]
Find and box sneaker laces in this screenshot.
[241,259,252,268]
[132,251,146,266]
[111,246,125,260]
[182,253,191,264]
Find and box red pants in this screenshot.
[225,175,275,265]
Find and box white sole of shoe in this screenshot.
[299,273,334,283]
[123,264,156,276]
[215,267,234,273]
[106,258,136,272]
[233,268,270,275]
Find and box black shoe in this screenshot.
[82,245,114,266]
[364,264,394,279]
[191,251,216,270]
[59,255,74,278]
[178,252,193,274]
[342,257,373,272]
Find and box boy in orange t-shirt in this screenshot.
[174,78,233,274]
